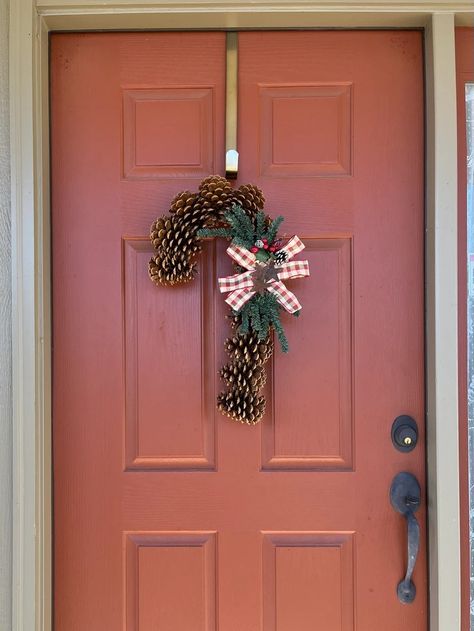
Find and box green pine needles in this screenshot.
[198,205,284,250]
[238,293,291,353]
[197,204,296,352]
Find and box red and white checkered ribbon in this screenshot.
[218,236,310,313]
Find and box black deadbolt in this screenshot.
[391,416,418,452]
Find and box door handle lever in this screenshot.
[390,472,421,604]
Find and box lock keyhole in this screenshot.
[391,416,418,452]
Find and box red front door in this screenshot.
[51,31,426,630]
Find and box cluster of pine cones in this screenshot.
[149,175,264,286]
[148,175,272,425]
[217,313,274,425]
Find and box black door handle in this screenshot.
[389,472,421,604]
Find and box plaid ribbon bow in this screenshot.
[218,235,310,313]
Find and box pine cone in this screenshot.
[217,389,266,425]
[225,331,274,365]
[232,184,265,219]
[274,249,289,265]
[148,249,197,286]
[226,312,243,331]
[186,196,215,230]
[220,361,266,393]
[149,212,205,286]
[150,215,172,250]
[198,175,234,223]
[169,190,197,217]
[152,214,201,253]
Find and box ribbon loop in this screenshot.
[281,235,305,260]
[226,244,256,271]
[218,271,253,294]
[276,260,310,281]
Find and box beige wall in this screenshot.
[0,1,12,630]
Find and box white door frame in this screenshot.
[9,2,468,629]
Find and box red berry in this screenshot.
[250,246,259,253]
[262,238,268,244]
[269,246,276,252]
[263,244,269,250]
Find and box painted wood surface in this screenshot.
[456,26,474,631]
[34,0,474,30]
[51,31,426,630]
[0,0,12,629]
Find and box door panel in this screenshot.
[51,31,426,630]
[261,236,353,471]
[123,239,216,470]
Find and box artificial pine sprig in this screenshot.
[198,206,270,250]
[197,227,233,239]
[263,215,284,245]
[255,211,266,241]
[271,311,289,354]
[237,293,289,353]
[224,205,256,249]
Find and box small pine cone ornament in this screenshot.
[232,184,265,219]
[274,249,289,265]
[220,361,267,393]
[198,175,234,223]
[217,389,266,425]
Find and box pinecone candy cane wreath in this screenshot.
[148,176,310,425]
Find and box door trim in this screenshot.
[425,14,461,631]
[9,3,463,630]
